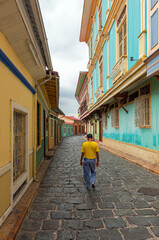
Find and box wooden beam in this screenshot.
[114,92,128,98]
[114,97,128,114]
[155,75,159,81]
[104,112,109,118]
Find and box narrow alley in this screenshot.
[15,136,159,240]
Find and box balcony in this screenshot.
[95,85,103,101]
[94,29,102,51]
[87,58,92,69]
[110,55,128,83]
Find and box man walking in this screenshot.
[80,133,99,189]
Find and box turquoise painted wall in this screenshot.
[92,24,95,56]
[93,68,96,103]
[128,0,140,69]
[96,60,99,91]
[103,40,108,93]
[109,21,116,88]
[102,0,107,26]
[103,78,159,150]
[36,139,44,169]
[95,9,98,36]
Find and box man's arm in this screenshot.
[80,152,84,166]
[96,152,99,166]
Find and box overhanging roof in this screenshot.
[80,0,93,42]
[75,71,88,103]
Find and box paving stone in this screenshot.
[49,198,64,204]
[62,220,83,230]
[84,197,101,204]
[16,233,34,240]
[76,203,97,210]
[57,230,75,240]
[84,219,104,229]
[74,210,92,220]
[151,227,159,237]
[58,203,74,211]
[115,202,134,209]
[120,195,134,202]
[42,220,59,230]
[152,201,159,209]
[101,196,119,202]
[147,216,159,225]
[135,209,157,216]
[98,202,114,209]
[28,211,48,220]
[121,227,152,240]
[114,209,136,216]
[133,201,151,208]
[104,217,126,229]
[126,216,151,226]
[21,220,42,231]
[76,230,99,240]
[65,197,83,204]
[51,211,72,219]
[99,229,122,240]
[93,210,113,218]
[35,231,55,240]
[32,204,56,211]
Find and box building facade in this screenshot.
[0,0,62,226]
[79,0,159,165]
[60,116,85,136]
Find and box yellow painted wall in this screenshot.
[0,171,10,216]
[0,32,35,168]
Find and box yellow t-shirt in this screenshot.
[81,141,99,159]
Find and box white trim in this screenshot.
[0,163,11,177]
[0,205,12,227]
[11,101,29,207]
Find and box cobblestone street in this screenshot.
[16,136,159,240]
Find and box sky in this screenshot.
[39,0,88,118]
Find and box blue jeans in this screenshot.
[83,158,96,188]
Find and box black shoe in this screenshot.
[92,184,95,189]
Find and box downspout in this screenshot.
[35,70,52,88]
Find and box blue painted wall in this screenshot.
[102,0,107,26]
[103,78,159,150]
[109,21,116,88]
[127,0,141,69]
[103,40,108,93]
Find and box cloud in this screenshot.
[39,0,88,117]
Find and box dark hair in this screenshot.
[87,133,93,139]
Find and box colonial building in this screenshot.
[79,0,159,165]
[0,0,62,226]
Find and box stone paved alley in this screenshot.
[16,136,159,240]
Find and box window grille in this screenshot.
[111,108,119,128]
[140,84,150,96]
[13,111,26,182]
[109,103,114,111]
[135,94,151,127]
[102,113,107,129]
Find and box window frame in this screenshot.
[151,8,158,49]
[37,100,41,147]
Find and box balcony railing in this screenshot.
[110,55,128,83]
[95,85,103,101]
[94,29,102,51]
[88,98,93,109]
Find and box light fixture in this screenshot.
[130,57,138,61]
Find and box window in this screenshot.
[95,122,97,134]
[135,84,151,128]
[90,37,93,59]
[111,108,119,128]
[71,127,73,133]
[37,101,41,146]
[128,91,139,103]
[99,55,103,86]
[103,113,108,129]
[91,77,93,99]
[118,22,127,58]
[68,128,70,135]
[151,0,158,9]
[64,127,66,136]
[51,119,53,138]
[151,9,158,49]
[98,1,102,29]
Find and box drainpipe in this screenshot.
[35,70,52,88]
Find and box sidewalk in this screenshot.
[0,142,62,240]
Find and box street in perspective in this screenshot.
[0,0,159,240]
[15,136,159,240]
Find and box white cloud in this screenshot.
[39,0,88,117]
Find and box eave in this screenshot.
[75,71,88,103]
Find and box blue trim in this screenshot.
[0,49,36,94]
